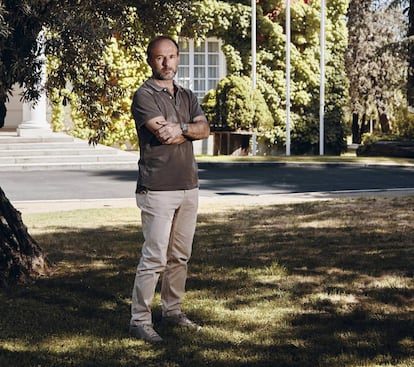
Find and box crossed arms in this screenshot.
[145,115,210,145]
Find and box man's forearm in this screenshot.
[147,116,210,144]
[182,118,210,141]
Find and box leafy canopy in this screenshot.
[0,0,191,142]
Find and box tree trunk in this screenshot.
[0,101,6,128]
[0,186,50,287]
[378,111,391,133]
[408,0,414,107]
[351,112,360,143]
[360,113,370,136]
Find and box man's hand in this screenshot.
[154,121,186,145]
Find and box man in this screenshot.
[129,35,210,343]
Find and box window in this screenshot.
[177,38,226,101]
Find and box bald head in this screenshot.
[146,36,179,61]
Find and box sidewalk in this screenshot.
[12,195,330,214]
[13,188,414,214]
[14,194,326,214]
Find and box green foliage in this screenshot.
[46,6,152,147]
[345,1,407,135]
[0,1,44,102]
[181,0,252,72]
[64,34,147,149]
[46,6,149,146]
[216,74,255,130]
[253,83,274,132]
[361,132,381,145]
[360,132,400,147]
[187,0,349,155]
[1,1,193,145]
[201,88,217,127]
[133,0,192,37]
[394,105,414,139]
[48,88,65,132]
[1,0,350,153]
[202,74,273,132]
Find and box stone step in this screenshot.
[0,161,138,171]
[0,135,75,144]
[0,148,116,157]
[0,132,139,171]
[0,153,138,164]
[0,138,121,151]
[0,142,102,150]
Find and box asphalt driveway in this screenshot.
[1,162,414,202]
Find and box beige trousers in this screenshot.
[130,188,199,326]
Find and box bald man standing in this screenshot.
[129,35,210,343]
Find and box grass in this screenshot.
[0,197,413,367]
[195,154,414,166]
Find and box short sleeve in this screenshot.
[188,89,204,120]
[131,88,162,129]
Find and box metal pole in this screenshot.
[286,0,291,156]
[252,0,257,90]
[319,0,325,155]
[251,0,257,155]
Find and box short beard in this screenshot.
[153,69,176,80]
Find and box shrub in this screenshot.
[202,74,274,132]
[394,105,414,139]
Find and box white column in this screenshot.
[17,90,51,136]
[17,31,51,137]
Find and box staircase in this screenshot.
[0,131,138,171]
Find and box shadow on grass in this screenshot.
[0,197,413,366]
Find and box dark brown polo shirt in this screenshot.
[131,79,204,191]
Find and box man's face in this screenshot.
[148,39,179,81]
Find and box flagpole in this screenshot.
[319,0,325,155]
[286,0,291,156]
[251,0,258,155]
[252,0,256,90]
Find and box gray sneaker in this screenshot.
[129,324,163,343]
[163,313,202,331]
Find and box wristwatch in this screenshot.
[180,122,189,134]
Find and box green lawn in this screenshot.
[0,197,413,367]
[195,154,414,166]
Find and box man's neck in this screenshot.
[151,77,174,89]
[152,78,175,96]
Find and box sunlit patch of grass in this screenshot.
[297,218,346,228]
[1,340,29,353]
[323,354,414,367]
[367,275,412,289]
[308,291,360,314]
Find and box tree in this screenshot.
[345,0,407,143]
[0,0,192,287]
[0,187,50,287]
[388,0,414,108]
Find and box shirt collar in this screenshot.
[146,78,183,93]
